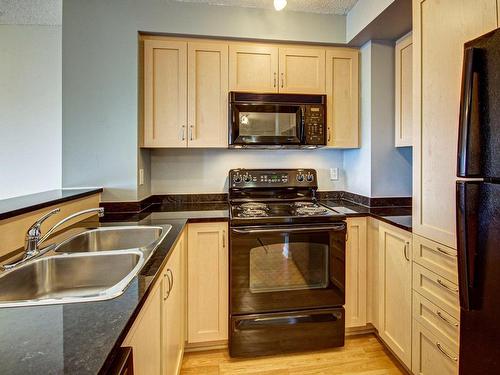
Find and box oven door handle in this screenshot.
[231,224,346,234]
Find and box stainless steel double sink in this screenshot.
[0,225,172,308]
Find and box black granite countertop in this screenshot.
[0,218,188,375]
[0,188,103,220]
[0,199,409,374]
[320,199,412,232]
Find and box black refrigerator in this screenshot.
[456,28,500,374]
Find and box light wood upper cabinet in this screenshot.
[142,40,187,148]
[279,47,326,94]
[345,217,367,328]
[187,222,228,344]
[229,45,278,93]
[378,222,412,368]
[395,33,412,147]
[325,48,359,148]
[187,42,228,148]
[122,280,162,375]
[413,0,497,248]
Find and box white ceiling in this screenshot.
[171,0,359,15]
[0,0,61,25]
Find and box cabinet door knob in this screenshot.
[404,241,410,261]
[222,230,226,248]
[281,73,284,88]
[273,72,277,88]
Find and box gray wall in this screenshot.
[151,149,345,194]
[62,0,347,201]
[343,41,412,197]
[0,1,62,199]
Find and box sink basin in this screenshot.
[0,251,143,307]
[55,225,170,253]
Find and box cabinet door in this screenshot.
[143,39,187,148]
[229,44,278,93]
[413,0,497,247]
[325,48,359,148]
[395,33,413,147]
[278,47,325,94]
[122,281,162,375]
[345,217,367,328]
[412,320,458,375]
[162,236,183,375]
[378,223,412,368]
[187,42,228,148]
[187,222,228,343]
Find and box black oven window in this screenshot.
[249,233,329,293]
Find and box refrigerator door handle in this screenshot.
[456,181,480,310]
[457,47,481,177]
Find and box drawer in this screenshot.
[413,235,458,283]
[413,292,459,346]
[412,320,458,375]
[413,263,459,320]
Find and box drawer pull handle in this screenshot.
[404,241,410,261]
[436,310,459,327]
[437,278,459,293]
[436,342,458,362]
[436,246,456,258]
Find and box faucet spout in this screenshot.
[1,207,104,271]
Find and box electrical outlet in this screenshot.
[330,168,339,181]
[139,168,144,185]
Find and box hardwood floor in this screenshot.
[180,334,407,374]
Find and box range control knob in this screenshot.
[306,174,314,182]
[233,174,242,183]
[296,174,305,182]
[243,175,251,183]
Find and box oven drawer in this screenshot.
[229,308,345,357]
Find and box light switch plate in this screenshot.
[330,168,339,181]
[139,168,144,185]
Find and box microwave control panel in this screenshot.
[303,105,326,145]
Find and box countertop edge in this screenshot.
[0,188,104,221]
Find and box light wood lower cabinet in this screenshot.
[345,217,367,328]
[187,222,228,344]
[378,222,412,368]
[412,320,458,375]
[162,230,186,375]
[122,278,163,375]
[122,229,186,375]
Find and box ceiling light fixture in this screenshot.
[274,0,287,11]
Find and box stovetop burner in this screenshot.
[229,169,346,225]
[237,208,268,217]
[239,202,269,211]
[294,205,329,216]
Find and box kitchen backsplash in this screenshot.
[150,148,345,194]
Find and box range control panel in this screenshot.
[229,169,318,189]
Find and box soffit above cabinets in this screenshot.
[170,0,359,15]
[0,0,62,25]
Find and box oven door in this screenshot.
[229,104,304,146]
[230,223,346,315]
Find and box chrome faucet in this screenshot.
[2,207,104,271]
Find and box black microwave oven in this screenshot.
[228,92,327,148]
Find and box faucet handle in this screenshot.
[27,208,61,236]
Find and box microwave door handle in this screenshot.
[299,106,305,142]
